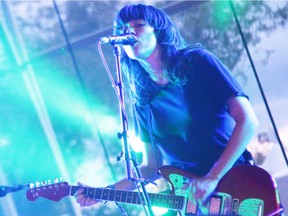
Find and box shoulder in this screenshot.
[179,44,206,57]
[177,44,219,68]
[181,45,219,62]
[175,44,210,72]
[171,44,221,85]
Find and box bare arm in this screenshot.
[208,96,259,180]
[190,96,259,210]
[75,140,163,206]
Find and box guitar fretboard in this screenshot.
[69,186,184,211]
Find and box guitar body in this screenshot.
[160,165,282,216]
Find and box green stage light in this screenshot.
[128,132,145,153]
[152,206,169,215]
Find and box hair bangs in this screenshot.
[114,4,169,35]
[114,4,146,35]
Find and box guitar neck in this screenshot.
[69,186,184,211]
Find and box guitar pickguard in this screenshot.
[168,173,264,216]
[169,173,197,214]
[238,199,264,216]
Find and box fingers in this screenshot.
[74,183,88,207]
[189,178,217,206]
[78,196,87,207]
[75,190,97,207]
[187,176,219,215]
[75,187,86,207]
[77,182,84,186]
[74,183,98,207]
[74,186,84,197]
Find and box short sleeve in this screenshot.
[189,49,248,108]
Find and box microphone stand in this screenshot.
[229,0,288,167]
[0,184,28,198]
[113,44,154,216]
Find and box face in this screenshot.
[120,19,157,60]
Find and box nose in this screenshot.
[123,26,136,35]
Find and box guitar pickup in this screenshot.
[209,192,233,215]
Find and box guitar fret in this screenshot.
[177,196,184,209]
[131,191,137,204]
[174,195,178,208]
[126,191,132,203]
[102,189,109,200]
[178,198,182,208]
[120,191,127,203]
[151,194,159,207]
[172,195,178,209]
[157,194,166,208]
[165,194,171,208]
[152,194,161,206]
[136,192,142,204]
[171,195,176,208]
[108,189,116,201]
[176,195,182,209]
[115,190,121,202]
[70,186,76,196]
[94,188,103,200]
[149,193,183,210]
[69,186,85,198]
[169,194,174,209]
[160,194,166,207]
[87,187,96,199]
[168,194,174,208]
[164,194,169,208]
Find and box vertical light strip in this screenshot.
[23,66,69,178]
[0,164,19,216]
[22,64,83,216]
[0,2,20,216]
[1,1,82,215]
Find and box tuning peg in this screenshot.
[29,183,35,189]
[35,182,40,187]
[41,181,47,186]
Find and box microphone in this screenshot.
[99,34,138,45]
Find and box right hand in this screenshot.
[74,182,98,207]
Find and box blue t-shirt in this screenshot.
[133,47,248,176]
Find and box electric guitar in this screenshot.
[26,165,283,216]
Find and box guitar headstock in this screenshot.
[26,180,69,202]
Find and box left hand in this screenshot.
[75,182,98,207]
